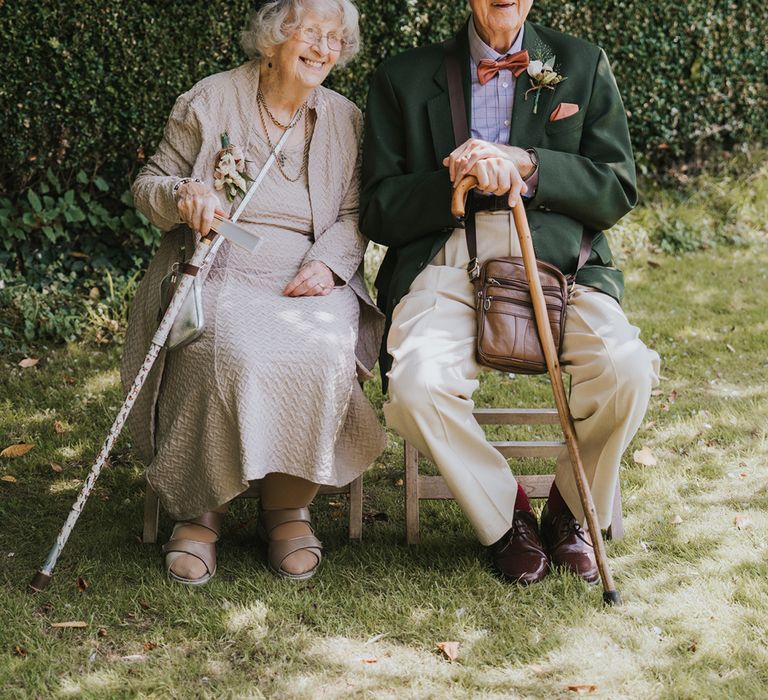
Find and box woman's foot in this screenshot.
[260,507,323,580]
[163,510,224,585]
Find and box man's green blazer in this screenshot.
[360,19,637,381]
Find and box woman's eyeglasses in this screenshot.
[296,26,345,52]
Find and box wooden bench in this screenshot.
[404,407,624,544]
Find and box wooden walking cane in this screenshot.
[30,116,302,592]
[452,176,621,606]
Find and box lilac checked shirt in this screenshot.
[467,19,538,194]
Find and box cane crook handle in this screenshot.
[451,175,479,219]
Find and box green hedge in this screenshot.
[1,1,766,344]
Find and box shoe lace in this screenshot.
[558,516,592,547]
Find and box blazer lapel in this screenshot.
[509,22,554,147]
[427,23,472,162]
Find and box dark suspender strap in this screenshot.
[444,38,479,272]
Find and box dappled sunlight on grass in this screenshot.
[81,369,120,397]
[2,245,768,697]
[47,478,86,494]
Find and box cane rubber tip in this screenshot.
[29,571,52,592]
[603,590,622,606]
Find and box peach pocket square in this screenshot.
[549,103,580,122]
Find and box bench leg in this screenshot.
[348,475,363,540]
[404,442,420,545]
[143,483,160,544]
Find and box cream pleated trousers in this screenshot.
[385,211,660,546]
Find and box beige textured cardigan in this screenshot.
[121,61,384,464]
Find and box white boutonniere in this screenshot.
[525,57,567,115]
[213,132,253,201]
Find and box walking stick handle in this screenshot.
[451,175,478,219]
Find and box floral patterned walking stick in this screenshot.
[30,113,302,592]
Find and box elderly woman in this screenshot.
[121,0,384,585]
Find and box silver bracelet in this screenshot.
[172,177,202,199]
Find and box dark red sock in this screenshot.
[546,482,569,515]
[515,483,532,513]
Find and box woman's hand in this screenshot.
[283,261,337,297]
[175,180,222,235]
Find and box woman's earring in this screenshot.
[267,59,273,69]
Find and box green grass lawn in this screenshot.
[2,242,767,699]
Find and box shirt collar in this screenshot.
[468,16,525,64]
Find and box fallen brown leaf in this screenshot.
[1,443,34,459]
[734,515,753,530]
[436,641,460,662]
[62,375,77,385]
[76,576,89,592]
[670,515,683,526]
[394,479,404,487]
[668,389,678,402]
[18,358,39,368]
[50,621,87,629]
[688,641,698,653]
[13,645,28,657]
[53,421,64,434]
[143,641,157,652]
[567,684,598,695]
[650,389,663,397]
[97,628,108,637]
[50,462,63,473]
[633,447,657,467]
[139,600,151,610]
[1,475,17,483]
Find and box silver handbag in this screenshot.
[159,246,205,351]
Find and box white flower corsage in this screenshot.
[213,133,253,201]
[525,57,567,114]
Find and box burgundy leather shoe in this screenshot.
[489,510,549,585]
[540,504,600,584]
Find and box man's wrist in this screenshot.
[523,148,539,182]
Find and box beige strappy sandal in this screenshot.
[260,507,323,581]
[163,511,224,586]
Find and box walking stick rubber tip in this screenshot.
[603,590,622,606]
[29,571,51,592]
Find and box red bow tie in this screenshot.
[477,49,530,85]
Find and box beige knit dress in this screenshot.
[121,63,386,521]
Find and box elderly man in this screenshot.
[360,0,659,585]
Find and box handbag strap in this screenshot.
[443,39,593,283]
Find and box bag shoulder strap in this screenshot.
[444,40,479,266]
[445,38,470,147]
